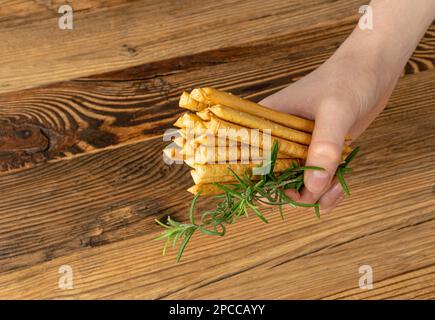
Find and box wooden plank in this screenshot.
[0,0,368,94]
[0,171,433,299]
[0,70,433,299]
[0,23,433,173]
[0,0,134,28]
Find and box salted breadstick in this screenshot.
[173,133,198,150]
[206,114,352,158]
[172,136,185,148]
[184,159,197,168]
[179,91,209,112]
[195,133,249,149]
[190,171,235,184]
[193,137,289,158]
[162,146,184,163]
[190,87,314,132]
[206,114,308,159]
[209,105,312,145]
[173,112,206,131]
[196,108,211,121]
[190,87,353,140]
[177,128,186,138]
[181,144,288,164]
[191,159,299,184]
[187,184,225,196]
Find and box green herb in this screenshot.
[156,141,359,262]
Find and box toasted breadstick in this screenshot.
[195,133,250,148]
[179,91,208,112]
[191,159,299,184]
[205,114,308,159]
[209,105,312,145]
[172,136,185,148]
[162,146,184,163]
[181,144,289,164]
[173,134,198,150]
[196,108,211,121]
[190,87,314,132]
[193,135,289,158]
[191,172,243,184]
[173,112,206,131]
[190,87,353,140]
[187,184,225,196]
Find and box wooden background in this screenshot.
[0,0,434,299]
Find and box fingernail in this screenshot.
[335,194,345,205]
[328,182,344,200]
[285,189,301,201]
[306,170,330,193]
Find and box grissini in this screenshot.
[187,184,225,196]
[190,87,314,133]
[195,133,249,149]
[193,134,290,158]
[179,91,208,112]
[189,87,352,141]
[205,114,309,159]
[209,105,353,154]
[209,104,312,145]
[180,144,290,164]
[172,136,185,148]
[173,112,206,131]
[196,108,211,121]
[162,146,184,163]
[191,159,299,184]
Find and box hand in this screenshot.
[259,0,434,214]
[259,50,398,213]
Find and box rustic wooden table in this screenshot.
[0,0,434,299]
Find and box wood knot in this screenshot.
[122,44,138,57]
[0,123,49,153]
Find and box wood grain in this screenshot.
[0,69,433,298]
[0,0,370,94]
[0,23,433,172]
[0,0,434,300]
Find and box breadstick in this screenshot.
[193,134,289,158]
[181,144,289,164]
[190,87,353,140]
[187,184,225,196]
[209,105,312,145]
[205,114,308,159]
[191,159,299,184]
[173,112,206,131]
[173,136,185,148]
[195,133,249,148]
[162,146,184,163]
[190,87,314,132]
[179,91,208,112]
[196,108,211,121]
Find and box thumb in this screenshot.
[304,100,355,194]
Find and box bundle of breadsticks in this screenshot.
[163,87,352,195]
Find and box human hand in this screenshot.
[259,0,434,214]
[259,50,398,213]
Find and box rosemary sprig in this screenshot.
[156,141,359,262]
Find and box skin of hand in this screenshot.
[259,0,435,214]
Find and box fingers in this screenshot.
[304,98,356,194]
[298,179,344,214]
[318,181,344,213]
[259,85,315,120]
[284,189,301,201]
